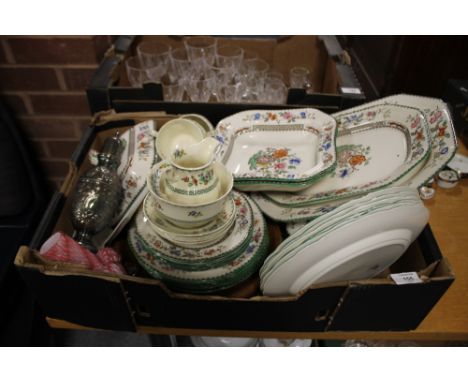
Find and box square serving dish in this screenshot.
[213,108,337,192]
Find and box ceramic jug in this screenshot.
[162,137,221,205]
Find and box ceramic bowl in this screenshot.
[147,161,234,228]
[155,118,205,160]
[181,114,214,135]
[143,193,236,248]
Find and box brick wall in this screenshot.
[0,36,113,192]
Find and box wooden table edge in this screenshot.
[46,318,468,342]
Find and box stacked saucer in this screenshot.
[128,191,269,294]
[260,187,429,296]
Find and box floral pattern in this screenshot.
[427,108,452,164]
[135,192,253,262]
[173,148,186,159]
[338,109,389,129]
[187,210,203,217]
[213,109,337,183]
[265,104,431,206]
[248,147,301,178]
[114,121,156,223]
[332,144,371,178]
[181,169,214,187]
[128,195,266,286]
[243,110,311,123]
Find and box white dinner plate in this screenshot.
[260,187,421,280]
[261,199,428,296]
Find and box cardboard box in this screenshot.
[87,35,366,115]
[15,108,454,335]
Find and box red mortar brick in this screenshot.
[8,37,102,65]
[62,67,97,90]
[19,117,79,139]
[46,140,80,159]
[0,67,60,91]
[30,93,90,115]
[39,159,70,178]
[1,94,29,114]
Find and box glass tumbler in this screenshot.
[125,56,148,87]
[263,78,288,104]
[161,76,185,102]
[184,36,218,66]
[216,45,244,72]
[217,84,243,103]
[137,41,172,73]
[186,72,216,102]
[171,48,193,81]
[289,66,313,90]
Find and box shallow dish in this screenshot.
[214,108,337,191]
[264,103,431,207]
[155,118,205,160]
[147,160,233,228]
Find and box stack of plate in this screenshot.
[213,108,338,192]
[250,95,457,224]
[260,187,429,296]
[128,191,269,294]
[143,193,237,249]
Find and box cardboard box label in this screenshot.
[390,272,423,285]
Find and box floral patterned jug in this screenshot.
[162,137,221,205]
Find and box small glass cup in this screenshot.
[125,56,148,87]
[216,45,244,71]
[171,48,193,79]
[161,76,185,102]
[263,78,288,104]
[217,84,238,103]
[137,41,172,72]
[186,72,216,102]
[266,70,284,82]
[206,63,235,100]
[145,61,166,83]
[289,66,313,89]
[184,36,217,66]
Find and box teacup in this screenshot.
[155,118,205,160]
